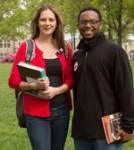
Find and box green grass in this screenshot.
[0,62,134,150]
[0,63,74,150]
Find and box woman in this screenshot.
[8,5,73,150]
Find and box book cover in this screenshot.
[101,112,122,144]
[17,61,47,98]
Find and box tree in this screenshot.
[0,0,133,46]
[99,0,134,46]
[0,0,41,39]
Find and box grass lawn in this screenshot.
[0,63,73,150]
[0,62,134,150]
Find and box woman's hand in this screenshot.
[30,77,49,90]
[38,86,58,99]
[38,84,69,99]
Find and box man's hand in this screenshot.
[118,129,133,142]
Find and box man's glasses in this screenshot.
[79,19,100,25]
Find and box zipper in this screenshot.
[82,51,88,79]
[76,51,88,93]
[84,51,88,65]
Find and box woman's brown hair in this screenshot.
[31,5,67,55]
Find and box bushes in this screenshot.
[0,53,16,63]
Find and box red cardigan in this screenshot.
[8,40,74,117]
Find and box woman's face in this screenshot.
[38,9,57,37]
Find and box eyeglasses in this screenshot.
[79,19,100,25]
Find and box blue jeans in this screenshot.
[26,104,69,150]
[74,138,123,150]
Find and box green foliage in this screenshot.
[96,0,134,45]
[0,0,19,38]
[0,0,134,44]
[0,0,40,39]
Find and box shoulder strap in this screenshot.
[64,42,69,59]
[64,45,68,59]
[26,39,34,63]
[15,39,34,98]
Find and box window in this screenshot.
[0,40,11,48]
[7,41,11,48]
[0,40,3,48]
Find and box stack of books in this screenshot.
[101,112,122,144]
[17,61,47,98]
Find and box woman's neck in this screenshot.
[35,34,58,56]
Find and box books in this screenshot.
[101,112,122,144]
[17,61,47,98]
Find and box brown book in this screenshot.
[101,112,122,144]
[17,61,47,98]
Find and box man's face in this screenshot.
[79,10,101,40]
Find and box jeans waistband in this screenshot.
[50,103,69,118]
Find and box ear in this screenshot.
[99,22,102,30]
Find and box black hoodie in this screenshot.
[72,32,134,140]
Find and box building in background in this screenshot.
[0,34,134,60]
[123,34,134,60]
[0,39,22,57]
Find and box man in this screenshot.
[72,6,134,150]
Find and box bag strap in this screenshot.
[64,42,69,59]
[26,39,34,63]
[15,39,34,98]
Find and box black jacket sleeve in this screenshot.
[114,46,134,134]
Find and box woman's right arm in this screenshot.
[8,42,49,91]
[8,42,27,90]
[19,77,49,91]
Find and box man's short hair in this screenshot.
[78,7,102,22]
